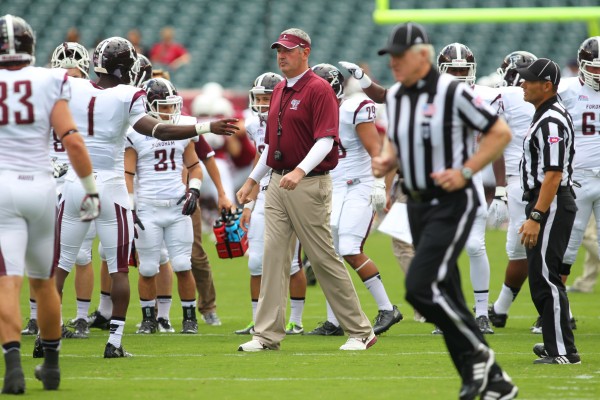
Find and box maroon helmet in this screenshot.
[0,14,35,66]
[438,43,476,85]
[93,37,138,85]
[497,51,538,87]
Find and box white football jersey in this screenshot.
[68,83,146,180]
[127,115,196,200]
[245,114,271,188]
[0,66,70,173]
[493,86,535,176]
[331,96,377,183]
[558,77,600,170]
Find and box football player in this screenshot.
[238,72,307,335]
[308,64,403,336]
[55,36,238,358]
[436,43,501,334]
[126,78,201,334]
[0,14,99,393]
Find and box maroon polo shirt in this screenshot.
[264,69,339,172]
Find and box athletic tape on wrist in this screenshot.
[195,121,211,135]
[189,177,202,191]
[244,200,255,211]
[80,174,98,195]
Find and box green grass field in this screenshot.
[10,230,600,399]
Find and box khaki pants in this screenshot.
[391,185,415,274]
[571,216,600,292]
[253,173,372,348]
[190,204,217,314]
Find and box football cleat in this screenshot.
[306,321,344,336]
[157,318,175,333]
[339,331,377,351]
[88,310,111,330]
[373,305,403,335]
[21,318,39,336]
[476,315,494,334]
[488,305,508,328]
[1,367,25,395]
[73,318,90,336]
[181,319,198,334]
[201,312,222,326]
[34,364,60,390]
[32,336,44,359]
[103,343,132,358]
[458,344,495,400]
[62,325,87,339]
[480,371,518,400]
[235,322,255,335]
[237,339,271,352]
[136,319,157,334]
[432,326,444,335]
[530,316,543,334]
[285,322,304,335]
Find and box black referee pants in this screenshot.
[405,187,490,374]
[526,191,578,356]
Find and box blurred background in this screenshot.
[3,0,596,102]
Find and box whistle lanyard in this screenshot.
[276,87,294,153]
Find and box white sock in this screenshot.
[325,300,339,327]
[494,284,518,314]
[364,274,393,311]
[98,292,113,319]
[107,319,125,348]
[30,299,38,320]
[157,296,172,320]
[289,298,305,325]
[251,300,258,323]
[76,299,91,320]
[474,291,489,317]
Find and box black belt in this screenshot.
[522,186,573,202]
[404,187,449,203]
[272,169,329,177]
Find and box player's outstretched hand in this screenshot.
[210,119,240,136]
[338,61,365,80]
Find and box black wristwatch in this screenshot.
[461,167,473,182]
[529,210,543,223]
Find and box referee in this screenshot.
[516,58,580,364]
[341,23,516,399]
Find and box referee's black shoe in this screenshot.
[458,344,495,400]
[533,343,581,364]
[488,305,508,328]
[373,305,403,335]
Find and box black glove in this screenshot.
[132,210,145,239]
[178,188,200,216]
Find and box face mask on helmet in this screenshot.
[311,64,344,99]
[51,42,90,78]
[496,51,537,87]
[93,37,138,85]
[143,78,182,124]
[578,37,600,91]
[438,43,476,86]
[249,72,283,118]
[0,14,36,66]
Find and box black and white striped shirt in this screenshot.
[521,96,575,191]
[385,68,498,192]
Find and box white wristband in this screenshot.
[128,193,135,210]
[189,177,202,191]
[358,74,372,89]
[195,122,211,135]
[244,200,255,211]
[152,123,164,138]
[495,186,507,198]
[80,174,97,194]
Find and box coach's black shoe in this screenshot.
[480,371,518,400]
[2,351,25,394]
[34,364,60,390]
[33,336,44,359]
[458,344,495,400]
[373,305,403,335]
[306,321,344,336]
[488,305,508,328]
[476,316,494,334]
[21,318,39,336]
[103,343,132,358]
[88,310,110,330]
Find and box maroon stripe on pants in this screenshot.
[51,201,66,277]
[114,203,130,273]
[359,211,376,253]
[0,245,6,276]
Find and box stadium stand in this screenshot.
[2,0,596,90]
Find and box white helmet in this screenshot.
[51,42,90,78]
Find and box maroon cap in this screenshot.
[271,33,310,50]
